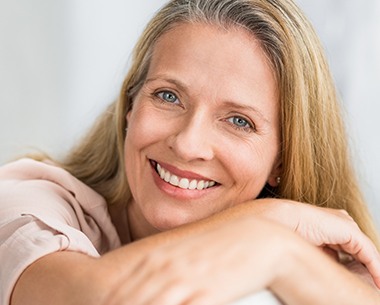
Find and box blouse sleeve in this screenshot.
[0,159,121,305]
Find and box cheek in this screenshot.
[126,106,168,151]
[226,140,278,190]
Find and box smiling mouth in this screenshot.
[151,160,217,190]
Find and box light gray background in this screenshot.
[0,1,379,228]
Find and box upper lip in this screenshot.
[151,159,215,182]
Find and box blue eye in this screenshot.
[228,116,252,129]
[156,91,179,104]
[226,116,255,133]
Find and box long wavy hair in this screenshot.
[58,0,379,246]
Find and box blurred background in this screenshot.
[0,0,379,228]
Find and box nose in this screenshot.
[166,112,214,162]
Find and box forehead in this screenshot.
[151,22,272,73]
[146,22,278,114]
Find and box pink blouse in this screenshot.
[0,159,121,305]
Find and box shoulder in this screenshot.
[0,158,121,252]
[0,158,104,210]
[0,157,61,179]
[0,159,121,305]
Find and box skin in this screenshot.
[124,23,281,239]
[10,23,380,305]
[11,202,380,305]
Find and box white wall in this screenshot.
[0,0,167,162]
[0,0,379,227]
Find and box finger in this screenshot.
[184,291,225,305]
[105,252,169,305]
[143,281,200,305]
[340,233,380,288]
[355,246,380,289]
[321,246,339,262]
[106,272,169,305]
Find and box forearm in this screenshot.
[10,201,380,305]
[10,205,255,305]
[11,251,101,305]
[102,214,380,305]
[7,201,242,303]
[11,204,286,305]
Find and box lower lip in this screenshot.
[150,163,216,200]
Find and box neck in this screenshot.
[126,197,160,241]
[108,200,131,244]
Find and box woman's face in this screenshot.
[124,23,281,232]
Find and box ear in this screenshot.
[267,157,282,187]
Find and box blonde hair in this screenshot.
[60,0,379,246]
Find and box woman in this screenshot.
[1,0,380,304]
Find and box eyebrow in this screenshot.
[145,76,271,124]
[222,101,270,124]
[145,76,188,93]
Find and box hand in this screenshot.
[252,198,380,288]
[101,217,296,305]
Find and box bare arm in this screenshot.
[11,200,380,305]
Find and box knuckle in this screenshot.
[337,209,355,221]
[338,209,349,215]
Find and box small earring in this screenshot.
[276,177,281,185]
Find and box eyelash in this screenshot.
[155,90,180,105]
[226,116,255,133]
[153,90,256,133]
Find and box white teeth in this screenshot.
[189,179,197,190]
[160,168,165,179]
[169,175,179,186]
[197,180,205,190]
[155,163,216,190]
[179,178,189,189]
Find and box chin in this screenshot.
[146,210,198,231]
